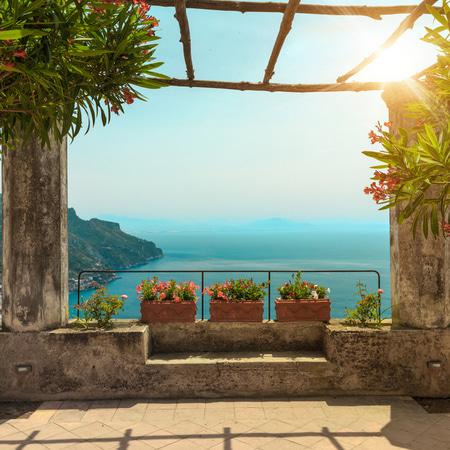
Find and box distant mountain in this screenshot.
[0,200,163,290]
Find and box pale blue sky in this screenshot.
[67,0,439,223]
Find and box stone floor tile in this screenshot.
[38,429,86,449]
[293,406,328,422]
[204,408,235,422]
[253,419,298,435]
[123,439,156,449]
[422,423,450,442]
[355,436,407,449]
[117,421,160,438]
[262,399,293,409]
[22,422,68,440]
[51,409,88,423]
[70,422,117,439]
[234,432,278,448]
[321,406,363,421]
[81,408,118,423]
[310,437,357,450]
[118,399,150,410]
[112,409,146,422]
[408,434,450,450]
[173,408,205,421]
[146,400,178,410]
[258,436,307,449]
[143,409,176,422]
[331,427,374,446]
[162,438,205,449]
[57,421,102,431]
[325,397,377,407]
[28,409,59,423]
[0,430,38,449]
[0,422,21,437]
[92,428,135,450]
[143,429,182,449]
[59,400,92,411]
[436,415,450,430]
[204,420,254,435]
[37,401,64,411]
[210,439,254,449]
[389,417,435,434]
[381,425,417,446]
[344,418,386,433]
[161,420,208,436]
[89,399,120,409]
[289,399,329,409]
[282,431,325,448]
[264,407,297,420]
[234,406,266,420]
[188,432,228,448]
[63,441,103,449]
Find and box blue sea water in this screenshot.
[69,225,390,320]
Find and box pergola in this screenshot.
[2,0,449,332]
[146,0,438,92]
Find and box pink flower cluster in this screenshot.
[364,166,401,204]
[137,277,199,302]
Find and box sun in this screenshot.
[348,17,439,83]
[357,40,437,82]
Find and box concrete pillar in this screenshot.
[382,81,450,328]
[2,131,68,331]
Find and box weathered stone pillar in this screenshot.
[382,81,450,328]
[2,131,68,331]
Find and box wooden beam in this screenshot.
[337,0,438,83]
[263,0,301,84]
[174,0,195,80]
[147,77,401,92]
[146,1,422,20]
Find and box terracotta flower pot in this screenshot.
[140,300,197,323]
[275,298,331,322]
[209,300,264,322]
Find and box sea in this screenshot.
[68,223,391,321]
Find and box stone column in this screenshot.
[2,131,68,332]
[382,81,450,328]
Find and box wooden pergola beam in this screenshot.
[146,1,424,20]
[263,0,301,84]
[174,0,195,79]
[337,0,438,83]
[148,77,401,92]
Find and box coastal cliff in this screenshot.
[68,208,163,290]
[0,201,163,291]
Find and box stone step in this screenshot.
[148,321,325,354]
[144,351,335,398]
[147,350,330,367]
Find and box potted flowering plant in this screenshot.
[137,277,199,323]
[72,284,127,328]
[275,271,331,322]
[203,278,269,322]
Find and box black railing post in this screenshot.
[201,271,204,320]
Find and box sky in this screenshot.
[65,0,440,224]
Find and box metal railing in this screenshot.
[77,269,381,320]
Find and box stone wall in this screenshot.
[0,320,449,401]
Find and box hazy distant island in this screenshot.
[0,201,163,292]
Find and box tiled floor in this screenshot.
[1,396,450,449]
